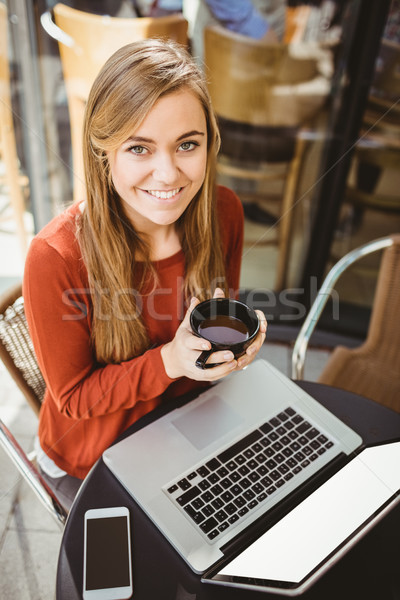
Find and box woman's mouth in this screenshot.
[146,187,181,199]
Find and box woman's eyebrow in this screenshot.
[176,130,205,141]
[125,136,154,144]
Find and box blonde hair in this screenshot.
[77,39,227,364]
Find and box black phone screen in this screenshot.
[85,516,131,590]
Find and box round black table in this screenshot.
[56,381,400,600]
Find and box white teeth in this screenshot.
[147,188,180,199]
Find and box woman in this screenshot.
[23,39,267,510]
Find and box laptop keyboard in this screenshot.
[165,407,335,542]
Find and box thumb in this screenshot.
[213,287,225,299]
[181,296,200,328]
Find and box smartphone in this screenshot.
[83,506,133,600]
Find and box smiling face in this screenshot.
[107,88,208,236]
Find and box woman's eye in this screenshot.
[129,145,148,155]
[179,141,198,152]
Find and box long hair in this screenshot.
[77,39,227,364]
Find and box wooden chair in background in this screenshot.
[41,3,189,202]
[292,235,400,413]
[0,3,30,257]
[0,282,67,524]
[203,25,331,290]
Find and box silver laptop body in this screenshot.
[103,359,362,573]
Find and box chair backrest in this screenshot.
[47,3,189,201]
[317,236,400,412]
[291,235,395,381]
[53,3,188,102]
[0,4,29,256]
[0,283,45,416]
[203,25,329,128]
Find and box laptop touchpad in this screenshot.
[172,395,243,451]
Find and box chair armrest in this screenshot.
[0,419,67,527]
[291,236,394,380]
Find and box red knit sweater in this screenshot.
[23,186,244,478]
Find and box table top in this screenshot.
[56,381,400,600]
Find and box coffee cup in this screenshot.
[190,298,259,369]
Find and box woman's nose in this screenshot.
[152,153,179,184]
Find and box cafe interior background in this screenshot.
[1,0,400,346]
[0,0,399,596]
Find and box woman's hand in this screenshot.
[234,309,267,371]
[161,288,238,382]
[161,288,268,381]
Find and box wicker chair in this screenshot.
[0,283,67,526]
[292,235,400,413]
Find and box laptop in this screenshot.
[202,437,400,595]
[103,359,400,593]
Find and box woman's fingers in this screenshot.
[191,356,237,381]
[256,309,268,335]
[200,348,235,366]
[182,296,199,327]
[236,310,267,370]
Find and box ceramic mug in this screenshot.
[190,298,259,369]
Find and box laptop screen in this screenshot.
[208,440,400,595]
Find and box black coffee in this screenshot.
[198,315,249,344]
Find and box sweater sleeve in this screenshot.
[23,237,173,421]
